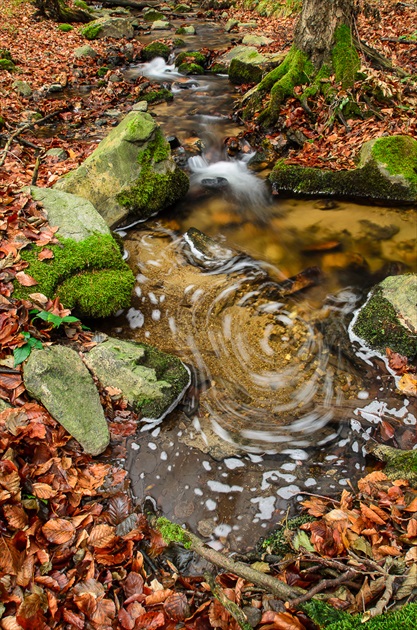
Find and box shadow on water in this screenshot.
[107,56,417,550]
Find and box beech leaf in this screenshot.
[42,518,76,544]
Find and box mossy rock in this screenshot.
[270,135,417,204]
[0,48,14,61]
[174,3,192,12]
[177,62,204,75]
[352,274,417,359]
[13,187,134,318]
[176,25,196,35]
[0,59,15,71]
[141,88,174,103]
[175,50,206,68]
[304,600,417,630]
[58,23,73,32]
[142,41,171,61]
[54,111,189,227]
[84,337,191,420]
[142,8,164,21]
[80,17,134,40]
[229,57,263,84]
[74,0,91,10]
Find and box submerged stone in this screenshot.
[83,337,191,421]
[270,135,417,204]
[54,111,189,228]
[352,274,417,359]
[24,345,109,455]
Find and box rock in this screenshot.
[13,187,134,318]
[151,20,170,30]
[271,135,417,204]
[54,111,189,228]
[224,18,238,32]
[238,21,258,28]
[47,83,63,93]
[142,8,164,21]
[24,345,109,456]
[242,34,273,46]
[80,17,134,40]
[176,25,196,35]
[174,3,192,12]
[83,337,191,421]
[45,148,68,161]
[12,80,32,98]
[217,45,284,84]
[352,274,417,359]
[141,41,171,61]
[74,44,97,58]
[132,101,148,112]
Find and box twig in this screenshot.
[365,574,396,618]
[31,152,44,186]
[381,37,417,44]
[0,109,66,168]
[289,569,358,607]
[153,517,305,601]
[205,572,253,630]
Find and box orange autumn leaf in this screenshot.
[37,248,54,261]
[406,518,417,538]
[88,524,116,548]
[3,504,28,530]
[398,373,417,397]
[360,503,386,525]
[357,471,388,493]
[145,589,173,606]
[404,496,417,512]
[32,482,57,499]
[261,611,306,629]
[42,518,76,544]
[376,545,402,557]
[15,271,38,286]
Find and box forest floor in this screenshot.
[0,0,417,628]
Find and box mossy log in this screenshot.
[368,444,417,485]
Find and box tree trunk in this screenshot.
[33,0,92,22]
[294,0,355,70]
[243,0,359,126]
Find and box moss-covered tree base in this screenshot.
[32,0,91,22]
[243,24,360,126]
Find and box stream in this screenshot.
[106,30,416,550]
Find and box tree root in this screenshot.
[355,38,409,78]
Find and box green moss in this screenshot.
[156,517,192,548]
[142,88,173,103]
[173,38,186,47]
[0,48,14,61]
[371,445,417,484]
[332,23,360,89]
[58,23,73,32]
[303,600,417,629]
[270,158,417,204]
[142,41,171,61]
[229,58,263,84]
[0,59,15,71]
[175,51,206,67]
[97,66,110,77]
[117,168,189,218]
[80,22,102,40]
[13,234,134,318]
[74,0,91,10]
[301,63,333,102]
[139,128,171,164]
[210,62,228,74]
[177,62,205,75]
[369,136,417,190]
[353,287,417,358]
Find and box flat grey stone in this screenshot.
[12,81,32,97]
[24,345,109,455]
[45,148,68,161]
[74,45,97,58]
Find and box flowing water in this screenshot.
[108,52,417,549]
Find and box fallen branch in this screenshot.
[205,572,252,630]
[381,36,417,44]
[365,574,396,619]
[154,517,305,601]
[355,38,409,78]
[289,569,358,608]
[0,109,66,168]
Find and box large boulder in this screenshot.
[24,345,110,455]
[351,274,417,359]
[13,187,134,318]
[80,17,134,40]
[83,337,191,421]
[54,111,189,228]
[270,135,417,204]
[218,45,284,84]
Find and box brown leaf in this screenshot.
[360,503,386,525]
[62,609,85,629]
[3,504,28,530]
[134,611,166,629]
[386,348,413,375]
[88,524,116,548]
[404,496,417,512]
[398,373,417,397]
[163,592,190,621]
[145,589,173,606]
[107,493,131,525]
[42,518,76,544]
[123,572,144,598]
[37,248,54,261]
[260,611,306,629]
[32,482,57,499]
[15,272,38,287]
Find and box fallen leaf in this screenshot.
[42,518,76,544]
[15,272,38,287]
[398,373,417,397]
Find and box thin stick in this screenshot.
[289,569,358,607]
[365,575,396,618]
[31,152,44,186]
[205,572,253,630]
